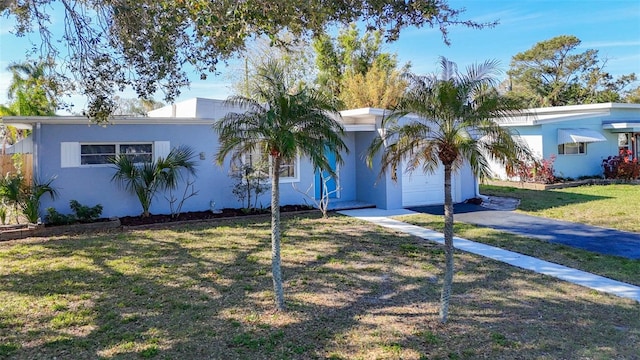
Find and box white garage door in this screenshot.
[402,162,446,207]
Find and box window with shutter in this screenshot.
[61,142,81,168]
[61,141,164,167]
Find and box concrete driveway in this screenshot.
[409,202,640,260]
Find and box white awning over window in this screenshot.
[557,129,607,145]
[602,122,640,133]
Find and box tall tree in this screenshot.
[215,60,348,310]
[112,96,164,116]
[229,33,316,98]
[507,35,636,107]
[2,0,492,121]
[313,24,409,109]
[5,61,59,116]
[339,60,407,109]
[624,86,640,104]
[367,57,533,323]
[1,60,60,153]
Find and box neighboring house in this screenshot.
[491,103,640,180]
[4,136,33,154]
[1,98,478,218]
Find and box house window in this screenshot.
[558,142,586,155]
[618,133,631,152]
[61,141,168,168]
[80,143,153,165]
[80,144,116,165]
[119,144,153,163]
[279,161,296,178]
[236,148,298,182]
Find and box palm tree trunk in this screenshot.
[271,156,285,310]
[439,163,454,323]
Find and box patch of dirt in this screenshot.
[118,205,315,227]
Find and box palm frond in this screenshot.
[214,60,347,178]
[368,56,534,181]
[109,145,198,217]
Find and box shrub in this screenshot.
[22,177,59,223]
[230,160,270,211]
[0,171,58,224]
[602,149,640,180]
[69,200,103,223]
[0,203,7,225]
[0,172,26,223]
[45,200,103,225]
[507,155,556,184]
[45,207,76,225]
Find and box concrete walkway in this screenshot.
[338,208,640,303]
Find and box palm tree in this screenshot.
[2,61,58,153]
[6,61,59,116]
[110,145,197,217]
[21,177,59,224]
[0,172,58,224]
[367,57,533,324]
[214,60,348,311]
[0,172,26,223]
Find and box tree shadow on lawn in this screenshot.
[480,186,613,212]
[1,214,638,359]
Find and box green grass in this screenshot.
[1,213,639,359]
[397,212,640,286]
[481,184,640,232]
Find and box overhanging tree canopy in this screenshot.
[2,0,493,121]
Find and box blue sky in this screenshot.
[1,0,639,113]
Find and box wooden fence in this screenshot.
[0,154,33,184]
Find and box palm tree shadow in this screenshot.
[2,214,638,358]
[409,202,489,215]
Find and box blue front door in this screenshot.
[315,150,337,199]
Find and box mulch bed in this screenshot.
[0,205,317,240]
[118,205,315,227]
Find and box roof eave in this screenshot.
[1,116,217,126]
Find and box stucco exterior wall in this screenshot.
[491,105,640,180]
[539,117,610,178]
[354,131,403,209]
[10,99,486,218]
[457,162,478,201]
[336,132,358,202]
[35,123,333,218]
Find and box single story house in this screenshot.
[1,98,479,219]
[491,103,640,180]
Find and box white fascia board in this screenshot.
[339,108,388,126]
[1,116,216,126]
[498,106,614,127]
[339,107,390,118]
[602,122,640,132]
[525,102,640,114]
[343,124,376,132]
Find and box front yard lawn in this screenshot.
[397,213,640,286]
[480,184,640,232]
[1,214,638,359]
